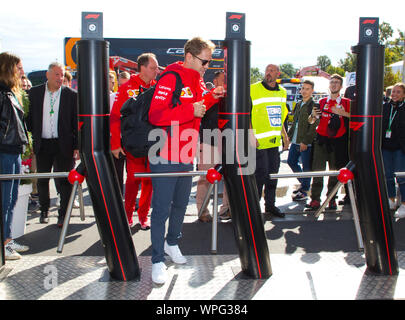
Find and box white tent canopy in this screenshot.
[389,61,404,75]
[302,76,330,93]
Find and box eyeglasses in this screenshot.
[192,54,211,67]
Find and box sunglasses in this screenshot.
[192,54,211,66]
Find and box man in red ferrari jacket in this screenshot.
[147,37,224,284]
[110,53,159,229]
[305,74,350,211]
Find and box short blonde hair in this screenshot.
[393,82,405,95]
[184,37,216,57]
[119,71,130,80]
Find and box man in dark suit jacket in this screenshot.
[27,62,79,226]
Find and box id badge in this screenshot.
[266,105,282,127]
[386,130,392,139]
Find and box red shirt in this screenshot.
[110,74,156,150]
[148,61,218,164]
[316,96,350,138]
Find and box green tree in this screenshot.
[325,65,345,77]
[379,22,404,86]
[279,63,297,78]
[384,67,402,89]
[250,67,263,84]
[379,21,394,45]
[338,52,357,72]
[317,55,331,71]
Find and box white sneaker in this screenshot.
[389,199,396,210]
[151,262,168,284]
[73,198,80,208]
[394,204,405,219]
[8,240,29,253]
[164,241,187,264]
[56,194,61,207]
[5,245,21,260]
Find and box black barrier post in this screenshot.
[350,17,398,275]
[219,12,272,279]
[76,12,140,281]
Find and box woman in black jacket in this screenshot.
[0,52,29,260]
[381,82,405,218]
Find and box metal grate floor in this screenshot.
[1,252,405,300]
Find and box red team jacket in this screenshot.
[148,62,219,164]
[317,96,351,138]
[110,74,156,151]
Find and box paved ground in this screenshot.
[17,150,405,257]
[2,150,405,301]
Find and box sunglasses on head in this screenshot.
[192,53,211,66]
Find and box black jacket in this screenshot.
[26,84,78,158]
[0,82,28,154]
[382,100,405,153]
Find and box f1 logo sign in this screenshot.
[229,14,243,20]
[350,121,365,131]
[359,17,378,44]
[226,12,245,39]
[85,14,100,19]
[362,19,376,24]
[82,12,103,39]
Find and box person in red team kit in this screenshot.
[148,37,225,284]
[110,53,159,229]
[306,74,350,211]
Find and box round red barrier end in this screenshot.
[338,168,354,184]
[68,169,85,185]
[206,167,222,184]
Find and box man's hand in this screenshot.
[331,106,349,118]
[193,100,206,118]
[282,127,289,151]
[73,149,80,161]
[300,143,308,152]
[212,86,225,99]
[282,136,290,150]
[311,106,321,118]
[112,147,125,159]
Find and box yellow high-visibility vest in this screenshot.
[250,82,288,149]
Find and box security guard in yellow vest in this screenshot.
[251,64,289,218]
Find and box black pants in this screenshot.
[36,139,74,217]
[335,133,350,200]
[255,147,280,209]
[311,134,349,201]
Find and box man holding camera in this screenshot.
[286,79,319,201]
[306,74,350,211]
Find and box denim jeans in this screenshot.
[287,143,312,191]
[382,149,405,199]
[149,158,193,264]
[0,153,21,240]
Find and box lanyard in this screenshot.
[387,105,397,131]
[49,90,60,116]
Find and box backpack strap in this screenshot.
[157,71,183,108]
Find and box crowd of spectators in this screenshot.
[1,47,404,275]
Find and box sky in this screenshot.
[0,0,403,74]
